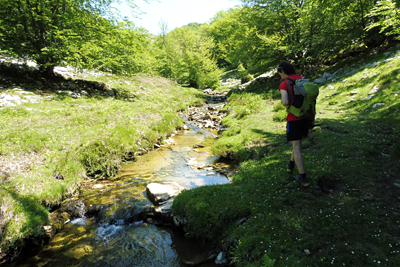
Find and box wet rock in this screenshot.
[193,144,205,148]
[215,251,228,265]
[43,225,56,240]
[49,211,70,232]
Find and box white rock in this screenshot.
[146,182,185,204]
[372,103,385,108]
[215,251,228,265]
[365,94,375,100]
[369,86,379,95]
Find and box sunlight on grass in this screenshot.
[173,47,400,266]
[0,73,203,252]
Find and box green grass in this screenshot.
[172,47,400,266]
[0,73,204,257]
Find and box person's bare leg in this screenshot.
[291,140,304,174]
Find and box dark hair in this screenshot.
[277,61,296,75]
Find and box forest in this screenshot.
[1,0,399,85]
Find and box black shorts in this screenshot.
[286,120,312,141]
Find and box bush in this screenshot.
[241,73,254,84]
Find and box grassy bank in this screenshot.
[172,48,400,266]
[0,73,204,260]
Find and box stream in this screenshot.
[8,103,234,267]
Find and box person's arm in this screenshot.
[280,89,289,106]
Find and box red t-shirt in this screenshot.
[279,74,303,121]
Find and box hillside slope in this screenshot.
[172,47,400,266]
[0,68,204,263]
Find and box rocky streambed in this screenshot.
[6,90,234,267]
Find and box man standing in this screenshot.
[277,61,313,186]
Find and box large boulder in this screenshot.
[146,182,185,223]
[146,182,185,204]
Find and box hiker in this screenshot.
[277,61,314,186]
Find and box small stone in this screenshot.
[373,103,385,108]
[193,144,205,148]
[304,249,311,256]
[365,94,375,100]
[215,251,228,265]
[369,86,379,95]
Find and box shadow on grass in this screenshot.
[1,183,50,260]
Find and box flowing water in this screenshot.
[9,105,234,267]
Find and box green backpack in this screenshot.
[286,77,319,119]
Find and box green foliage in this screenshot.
[367,0,400,39]
[262,254,276,267]
[237,63,254,84]
[0,0,157,75]
[156,27,222,89]
[72,22,157,74]
[203,0,393,73]
[0,0,109,67]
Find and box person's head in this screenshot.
[277,61,296,76]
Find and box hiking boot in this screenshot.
[294,174,309,187]
[287,160,295,173]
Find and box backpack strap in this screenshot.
[286,78,295,105]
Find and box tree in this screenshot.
[367,0,400,39]
[0,0,153,74]
[73,21,157,74]
[157,27,221,89]
[158,18,169,47]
